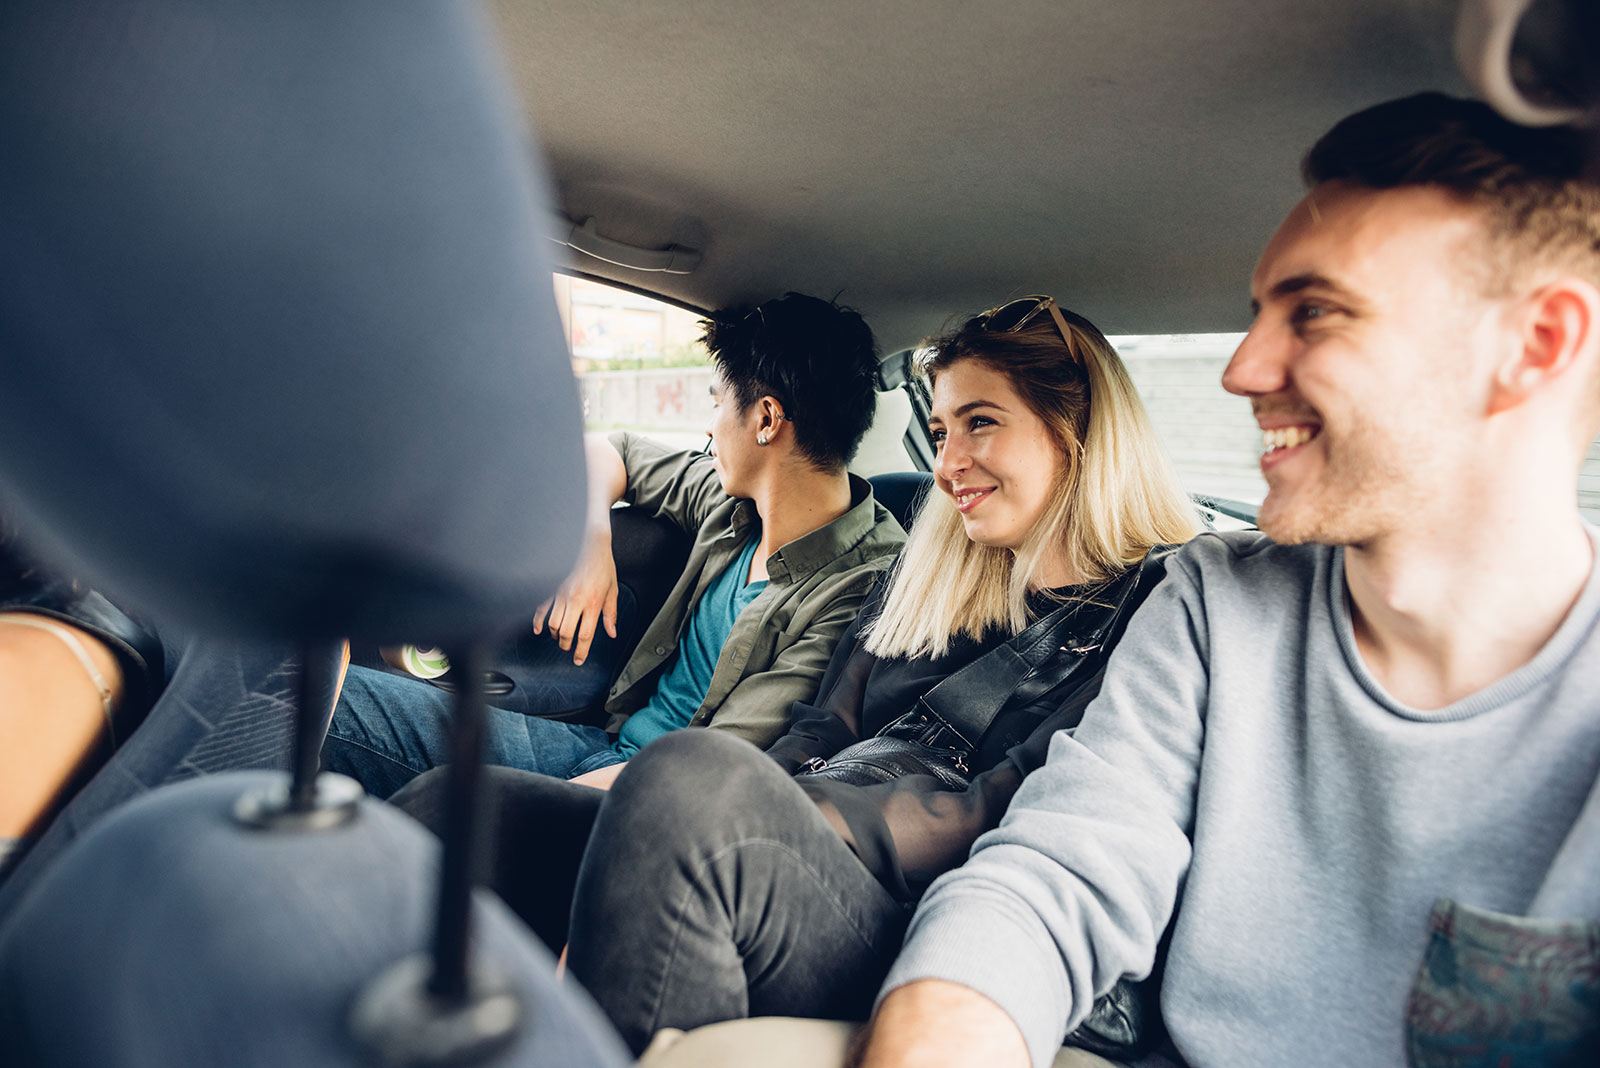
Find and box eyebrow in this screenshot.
[1249,272,1364,317]
[929,399,1007,423]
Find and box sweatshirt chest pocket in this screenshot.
[1405,898,1600,1068]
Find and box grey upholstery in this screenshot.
[0,774,629,1068]
[0,1,618,1064]
[0,0,585,645]
[0,636,310,918]
[867,471,934,533]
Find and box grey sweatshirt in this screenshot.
[880,530,1600,1067]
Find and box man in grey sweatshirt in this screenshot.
[857,95,1600,1068]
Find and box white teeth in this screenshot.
[956,490,985,505]
[1261,426,1317,452]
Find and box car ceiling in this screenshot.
[492,0,1467,350]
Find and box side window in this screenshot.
[1111,333,1264,514]
[553,276,922,475]
[552,275,712,452]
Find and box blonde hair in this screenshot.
[864,305,1201,659]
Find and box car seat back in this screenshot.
[0,1,619,1064]
[867,472,934,533]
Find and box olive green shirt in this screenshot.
[603,432,906,747]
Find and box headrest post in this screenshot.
[232,642,362,832]
[348,642,524,1065]
[291,639,348,811]
[429,643,493,1000]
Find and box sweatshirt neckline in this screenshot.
[1328,526,1600,723]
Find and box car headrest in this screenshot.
[868,471,934,533]
[0,773,631,1068]
[0,1,584,645]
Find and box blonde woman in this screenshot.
[392,297,1200,1053]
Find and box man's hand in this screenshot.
[533,528,619,666]
[853,980,1030,1068]
[567,762,625,791]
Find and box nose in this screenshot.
[934,432,970,484]
[1220,320,1289,398]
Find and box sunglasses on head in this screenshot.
[978,295,1083,365]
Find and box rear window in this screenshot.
[1110,333,1263,509]
[1112,333,1600,524]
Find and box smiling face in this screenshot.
[1222,181,1498,546]
[928,357,1068,552]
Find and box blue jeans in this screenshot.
[477,583,637,720]
[321,666,627,799]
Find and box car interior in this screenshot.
[1,0,1596,1065]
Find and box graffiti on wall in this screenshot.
[581,367,714,432]
[654,379,688,419]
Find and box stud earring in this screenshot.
[757,433,769,446]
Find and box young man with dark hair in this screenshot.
[698,292,879,472]
[322,292,905,796]
[859,94,1600,1067]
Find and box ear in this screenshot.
[752,395,787,443]
[1487,278,1600,416]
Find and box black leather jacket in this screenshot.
[766,551,1171,901]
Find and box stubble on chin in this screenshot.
[1256,476,1410,548]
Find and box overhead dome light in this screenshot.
[547,213,702,275]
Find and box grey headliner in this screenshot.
[493,0,1467,350]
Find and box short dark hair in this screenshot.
[1303,92,1600,293]
[701,292,879,470]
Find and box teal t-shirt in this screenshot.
[613,536,767,758]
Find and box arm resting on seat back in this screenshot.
[607,432,727,536]
[0,614,125,840]
[0,536,163,852]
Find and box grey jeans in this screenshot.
[396,729,911,1056]
[569,730,913,1053]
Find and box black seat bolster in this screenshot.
[609,506,692,646]
[867,471,934,532]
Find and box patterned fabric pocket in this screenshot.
[1405,898,1600,1067]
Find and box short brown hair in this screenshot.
[1303,93,1600,294]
